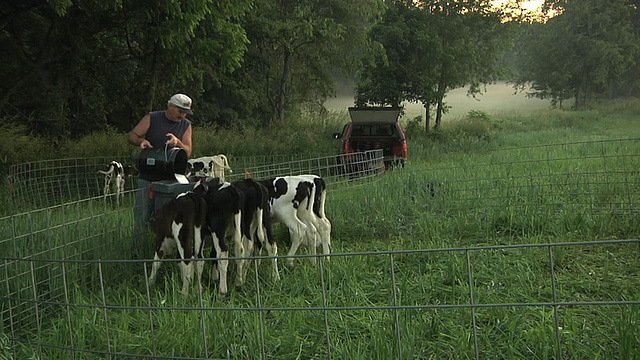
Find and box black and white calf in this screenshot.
[147,191,208,296]
[187,155,233,181]
[259,174,331,267]
[231,178,280,282]
[305,175,331,257]
[97,161,138,202]
[192,178,244,296]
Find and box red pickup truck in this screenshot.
[333,107,408,169]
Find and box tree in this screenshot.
[424,0,507,129]
[356,0,429,108]
[220,0,384,126]
[0,0,251,137]
[515,0,638,108]
[355,0,509,132]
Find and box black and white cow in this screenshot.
[187,155,233,181]
[259,174,331,267]
[231,178,280,282]
[97,161,138,202]
[304,174,331,257]
[147,191,208,296]
[192,178,244,296]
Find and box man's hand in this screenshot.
[166,133,179,147]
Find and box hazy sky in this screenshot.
[493,0,544,12]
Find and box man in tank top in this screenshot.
[128,93,193,161]
[127,93,194,258]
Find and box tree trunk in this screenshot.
[146,41,161,112]
[584,83,591,108]
[435,97,444,129]
[575,84,587,110]
[424,103,431,133]
[435,71,446,129]
[607,78,615,98]
[275,47,293,123]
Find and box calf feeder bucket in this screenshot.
[134,147,188,180]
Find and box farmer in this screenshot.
[127,93,194,257]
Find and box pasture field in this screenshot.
[324,82,555,120]
[1,98,640,359]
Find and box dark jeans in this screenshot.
[133,178,154,259]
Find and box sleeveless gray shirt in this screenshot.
[138,111,191,181]
[146,111,191,148]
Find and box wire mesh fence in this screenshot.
[5,150,385,212]
[1,139,639,359]
[392,138,640,218]
[1,240,638,359]
[6,156,128,211]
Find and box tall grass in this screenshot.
[2,99,640,359]
[2,97,638,170]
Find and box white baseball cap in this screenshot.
[168,93,194,115]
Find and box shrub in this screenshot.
[192,112,346,157]
[445,110,496,144]
[61,126,133,159]
[404,115,424,137]
[0,123,50,174]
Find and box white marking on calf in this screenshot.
[301,174,332,258]
[147,191,207,296]
[97,161,138,204]
[98,161,125,202]
[259,174,331,267]
[187,154,233,182]
[193,179,244,296]
[231,179,280,283]
[211,154,233,181]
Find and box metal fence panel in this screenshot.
[1,140,639,359]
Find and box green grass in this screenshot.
[1,98,640,359]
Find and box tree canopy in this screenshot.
[515,0,639,108]
[0,0,251,137]
[211,0,384,126]
[1,0,639,141]
[355,0,509,131]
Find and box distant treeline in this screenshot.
[0,0,638,140]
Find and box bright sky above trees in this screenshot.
[492,0,547,21]
[493,0,543,11]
